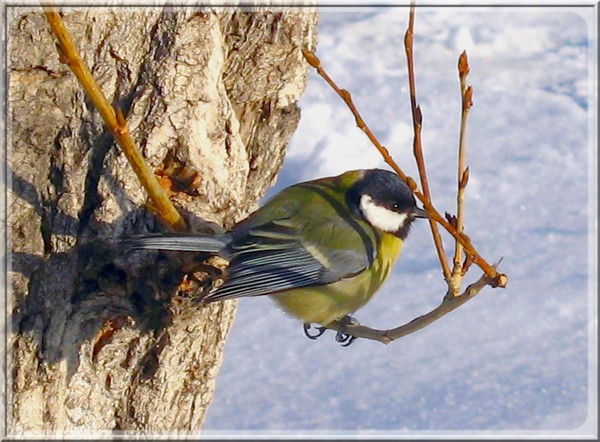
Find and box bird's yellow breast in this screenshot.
[270,232,403,326]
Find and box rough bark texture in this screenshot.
[7,6,317,436]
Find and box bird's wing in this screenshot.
[204,218,374,302]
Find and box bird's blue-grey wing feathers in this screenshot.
[205,220,369,302]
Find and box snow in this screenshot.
[202,4,597,437]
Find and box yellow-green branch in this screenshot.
[42,5,187,232]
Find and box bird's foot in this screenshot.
[303,316,359,346]
[303,323,327,340]
[335,315,359,347]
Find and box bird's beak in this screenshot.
[412,207,429,219]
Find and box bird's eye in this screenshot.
[392,203,399,210]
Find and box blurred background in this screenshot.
[203,5,596,437]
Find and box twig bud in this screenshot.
[301,49,321,68]
[460,166,470,188]
[404,29,413,50]
[458,50,470,79]
[462,255,473,274]
[445,212,458,228]
[464,86,474,109]
[415,105,423,126]
[355,115,366,130]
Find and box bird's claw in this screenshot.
[335,315,359,347]
[303,323,326,340]
[335,331,356,347]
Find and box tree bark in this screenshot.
[7,6,317,435]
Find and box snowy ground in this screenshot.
[202,5,597,437]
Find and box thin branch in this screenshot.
[450,51,474,295]
[301,6,509,345]
[300,49,402,179]
[42,5,187,232]
[404,4,452,283]
[301,49,506,288]
[325,261,502,344]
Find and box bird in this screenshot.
[122,168,427,345]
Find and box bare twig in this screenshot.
[300,49,402,178]
[301,49,506,288]
[449,51,474,295]
[325,260,502,344]
[42,5,187,232]
[404,4,452,283]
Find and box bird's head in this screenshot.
[346,169,427,239]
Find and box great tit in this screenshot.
[123,169,427,344]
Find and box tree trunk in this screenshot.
[7,6,317,435]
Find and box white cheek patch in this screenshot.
[360,195,409,233]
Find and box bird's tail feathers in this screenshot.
[121,233,228,253]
